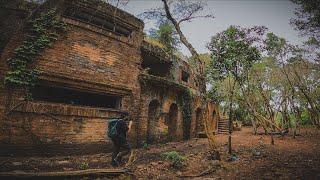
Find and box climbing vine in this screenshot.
[4,9,67,99]
[177,87,193,140]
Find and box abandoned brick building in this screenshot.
[0,0,219,155]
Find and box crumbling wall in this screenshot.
[138,82,184,145]
[0,0,213,155]
[0,0,144,153]
[0,0,39,53]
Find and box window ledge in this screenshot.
[12,101,123,118]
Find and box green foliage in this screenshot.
[79,162,89,170]
[301,109,312,125]
[177,88,192,140]
[265,32,286,56]
[142,141,149,149]
[144,37,166,49]
[291,0,320,60]
[291,0,320,37]
[148,22,180,55]
[207,26,264,83]
[206,26,266,127]
[161,151,186,168]
[4,9,67,99]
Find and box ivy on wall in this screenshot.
[4,9,67,99]
[177,87,193,140]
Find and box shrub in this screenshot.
[79,162,89,170]
[161,151,186,169]
[143,142,148,149]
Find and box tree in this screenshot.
[140,0,222,159]
[207,25,266,153]
[265,33,320,128]
[291,0,320,62]
[140,0,214,85]
[148,22,180,55]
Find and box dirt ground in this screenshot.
[1,127,319,179]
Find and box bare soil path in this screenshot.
[0,127,319,179]
[130,127,320,179]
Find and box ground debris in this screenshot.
[0,127,319,179]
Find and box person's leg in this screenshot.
[111,140,120,166]
[115,141,131,163]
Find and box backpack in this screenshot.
[108,119,119,139]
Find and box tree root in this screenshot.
[178,166,217,178]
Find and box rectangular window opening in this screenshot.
[181,70,189,83]
[63,7,132,37]
[31,85,121,109]
[142,55,171,77]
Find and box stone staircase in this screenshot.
[217,117,229,134]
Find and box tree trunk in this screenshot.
[270,133,274,145]
[252,119,257,135]
[161,0,204,77]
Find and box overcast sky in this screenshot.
[122,0,304,56]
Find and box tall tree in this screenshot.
[207,25,266,153]
[140,0,214,88]
[291,0,320,62]
[141,0,219,158]
[148,22,180,55]
[265,33,320,128]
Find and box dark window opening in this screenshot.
[31,85,121,109]
[63,7,132,37]
[212,110,216,118]
[181,70,189,83]
[142,54,171,77]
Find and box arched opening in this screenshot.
[212,110,217,131]
[212,110,217,121]
[196,108,203,134]
[147,99,160,144]
[168,103,178,141]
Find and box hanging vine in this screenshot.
[177,87,193,140]
[4,9,67,99]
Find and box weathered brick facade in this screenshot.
[0,0,219,155]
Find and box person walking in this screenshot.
[109,112,132,166]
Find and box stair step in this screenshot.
[219,129,229,131]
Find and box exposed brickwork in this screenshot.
[0,0,218,155]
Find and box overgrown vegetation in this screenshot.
[4,9,67,99]
[177,88,193,140]
[148,22,180,55]
[206,25,320,145]
[79,162,89,170]
[161,151,186,169]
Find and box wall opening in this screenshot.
[141,53,171,77]
[212,110,217,119]
[146,99,160,144]
[181,70,189,83]
[168,103,178,141]
[196,108,203,134]
[63,7,132,37]
[31,85,121,109]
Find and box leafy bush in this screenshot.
[79,162,89,170]
[161,151,186,169]
[142,141,148,149]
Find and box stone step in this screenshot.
[218,125,228,128]
[218,129,229,131]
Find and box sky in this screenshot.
[121,0,304,56]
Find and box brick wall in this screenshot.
[0,0,215,155]
[0,3,144,152]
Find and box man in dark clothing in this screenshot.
[111,112,131,166]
